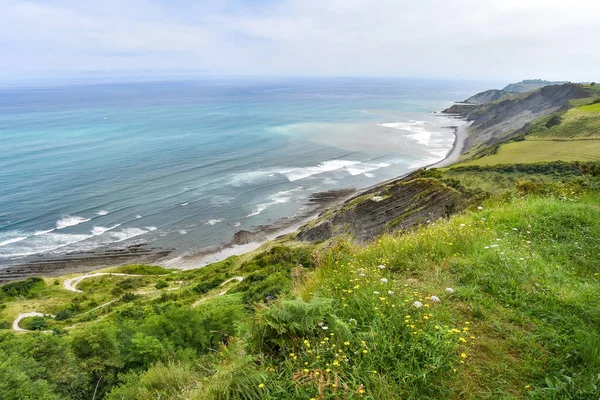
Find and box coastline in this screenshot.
[0,115,469,283]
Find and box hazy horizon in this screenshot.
[1,0,599,83]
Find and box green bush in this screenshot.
[1,277,44,298]
[155,280,169,289]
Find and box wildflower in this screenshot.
[477,206,483,210]
[326,368,331,373]
[373,291,380,294]
[258,383,265,389]
[378,265,386,269]
[322,326,329,330]
[430,295,440,302]
[289,353,295,357]
[460,353,467,358]
[460,223,466,227]
[372,370,378,374]
[412,301,423,308]
[363,349,368,353]
[344,341,350,346]
[359,273,366,276]
[304,369,309,373]
[445,287,454,293]
[388,290,394,295]
[331,384,337,388]
[358,389,365,394]
[380,278,388,283]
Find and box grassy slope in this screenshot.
[458,102,600,166]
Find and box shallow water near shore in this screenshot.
[0,77,492,270]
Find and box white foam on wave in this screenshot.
[34,229,55,236]
[91,224,122,236]
[281,160,360,182]
[205,219,222,226]
[96,210,109,216]
[56,215,91,230]
[136,215,142,219]
[247,187,303,217]
[0,236,28,247]
[364,173,376,178]
[377,121,433,146]
[0,232,93,259]
[180,203,189,206]
[107,227,155,242]
[345,162,391,176]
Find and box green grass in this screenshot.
[2,166,600,398]
[578,102,600,113]
[457,140,600,166]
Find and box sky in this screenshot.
[1,0,599,82]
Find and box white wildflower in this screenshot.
[430,296,441,303]
[373,291,380,295]
[359,273,366,277]
[318,322,325,327]
[378,265,386,270]
[477,206,484,210]
[412,301,423,308]
[322,326,329,330]
[445,287,455,293]
[512,228,518,231]
[460,223,466,227]
[387,290,395,295]
[380,278,388,283]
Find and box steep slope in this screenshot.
[443,83,590,154]
[297,171,478,242]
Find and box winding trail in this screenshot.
[13,312,55,333]
[63,273,145,293]
[191,276,245,308]
[14,274,244,331]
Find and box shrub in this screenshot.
[545,114,562,128]
[1,277,44,298]
[155,280,169,289]
[23,316,48,331]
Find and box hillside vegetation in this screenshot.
[2,81,600,399]
[2,161,600,399]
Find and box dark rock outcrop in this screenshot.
[297,171,476,242]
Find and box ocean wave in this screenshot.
[91,224,121,236]
[0,236,28,247]
[107,227,155,242]
[205,219,222,226]
[0,225,157,260]
[56,215,91,229]
[377,121,432,146]
[96,210,109,216]
[345,162,391,176]
[247,187,303,217]
[34,229,55,236]
[280,160,360,182]
[0,232,92,259]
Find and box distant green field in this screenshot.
[526,109,600,140]
[458,140,600,166]
[578,102,600,113]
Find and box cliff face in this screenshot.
[464,89,509,105]
[297,171,476,242]
[443,83,589,153]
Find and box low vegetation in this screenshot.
[1,159,600,399]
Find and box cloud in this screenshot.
[0,0,598,81]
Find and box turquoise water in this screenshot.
[0,77,491,267]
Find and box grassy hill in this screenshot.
[2,161,600,399]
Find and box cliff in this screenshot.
[443,83,590,153]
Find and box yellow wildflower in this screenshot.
[258,383,265,389]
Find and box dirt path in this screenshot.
[13,312,55,333]
[191,276,245,308]
[63,273,145,293]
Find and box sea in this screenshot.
[0,77,493,269]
